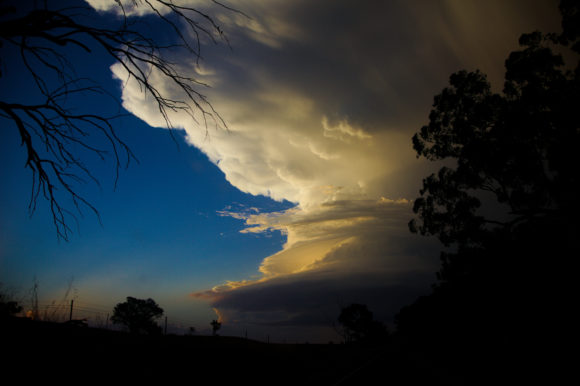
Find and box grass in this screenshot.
[0,316,459,385]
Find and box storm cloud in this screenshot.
[89,0,562,341]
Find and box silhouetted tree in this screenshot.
[399,0,579,379]
[111,296,164,335]
[210,319,221,336]
[0,286,22,318]
[338,303,387,344]
[0,0,242,240]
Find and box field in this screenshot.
[1,316,459,385]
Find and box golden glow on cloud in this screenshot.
[212,308,224,323]
[322,117,372,143]
[259,236,347,276]
[193,198,415,304]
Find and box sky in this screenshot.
[0,0,562,342]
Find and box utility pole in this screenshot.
[164,316,168,335]
[69,299,74,321]
[31,278,39,320]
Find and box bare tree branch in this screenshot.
[0,0,238,240]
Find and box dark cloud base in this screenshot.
[209,269,436,343]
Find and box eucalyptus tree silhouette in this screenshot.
[111,296,164,335]
[0,285,22,318]
[210,319,221,336]
[338,303,387,345]
[399,0,579,381]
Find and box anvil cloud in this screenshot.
[89,0,561,341]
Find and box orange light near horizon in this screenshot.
[212,307,224,324]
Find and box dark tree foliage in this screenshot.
[111,296,164,335]
[210,318,221,336]
[399,0,579,380]
[0,0,239,240]
[338,303,388,345]
[0,289,22,317]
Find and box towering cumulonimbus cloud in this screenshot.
[88,0,561,340]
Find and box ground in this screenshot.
[1,316,463,385]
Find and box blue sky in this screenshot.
[0,0,562,341]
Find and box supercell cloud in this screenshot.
[89,0,561,341]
